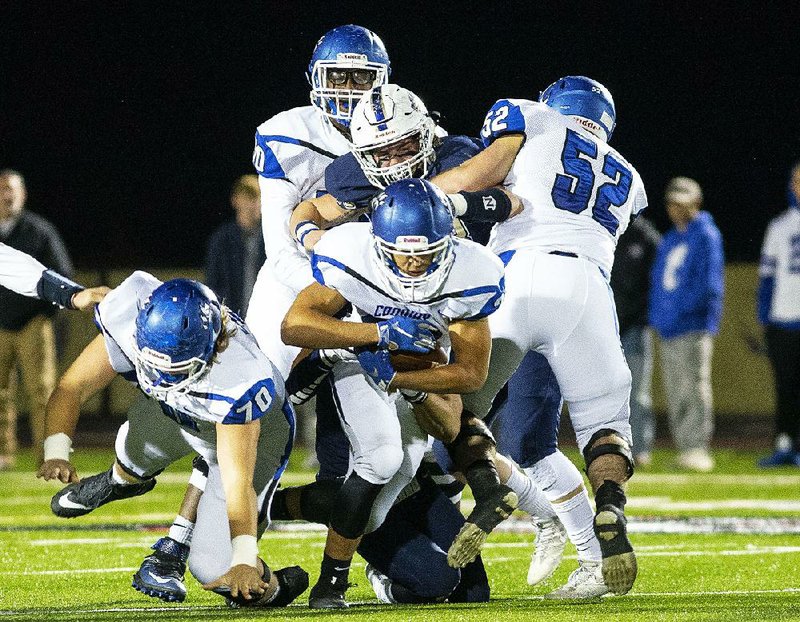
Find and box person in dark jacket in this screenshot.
[0,169,75,469]
[649,177,724,472]
[611,216,661,467]
[205,175,265,316]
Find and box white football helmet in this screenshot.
[349,84,436,189]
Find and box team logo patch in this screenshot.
[482,196,497,211]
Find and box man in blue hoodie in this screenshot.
[649,177,724,472]
[756,162,800,467]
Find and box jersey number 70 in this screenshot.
[551,129,632,235]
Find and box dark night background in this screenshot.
[2,2,798,269]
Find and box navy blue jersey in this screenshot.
[325,135,483,210]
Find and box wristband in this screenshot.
[230,534,259,568]
[43,433,73,462]
[294,220,321,247]
[37,270,85,309]
[458,188,513,223]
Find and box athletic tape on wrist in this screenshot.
[230,534,259,568]
[294,220,320,247]
[43,433,72,462]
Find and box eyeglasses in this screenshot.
[327,69,377,87]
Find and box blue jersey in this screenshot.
[325,135,482,210]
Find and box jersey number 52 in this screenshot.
[551,129,632,235]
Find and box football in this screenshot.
[389,346,449,372]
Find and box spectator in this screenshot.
[611,216,661,468]
[649,177,724,472]
[205,175,265,316]
[756,162,800,467]
[0,169,74,469]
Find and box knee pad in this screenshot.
[582,428,634,479]
[528,450,584,501]
[354,443,404,484]
[445,412,496,473]
[329,472,384,539]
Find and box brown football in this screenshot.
[390,346,449,372]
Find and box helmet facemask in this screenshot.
[372,232,455,303]
[353,120,436,189]
[132,340,212,400]
[309,58,389,126]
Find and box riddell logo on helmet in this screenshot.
[573,117,604,134]
[396,235,428,245]
[336,53,367,62]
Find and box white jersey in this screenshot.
[760,208,800,324]
[0,242,46,298]
[480,99,648,274]
[311,224,504,347]
[94,271,287,442]
[252,105,350,291]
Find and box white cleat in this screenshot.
[365,563,396,604]
[544,560,610,600]
[527,518,567,585]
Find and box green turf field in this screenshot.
[2,448,800,621]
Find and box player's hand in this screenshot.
[37,459,79,483]
[202,564,268,601]
[71,286,111,311]
[357,349,397,392]
[506,191,525,219]
[376,317,438,353]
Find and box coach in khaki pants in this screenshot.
[0,169,74,468]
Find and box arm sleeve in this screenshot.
[0,243,46,297]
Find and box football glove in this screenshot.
[357,349,397,392]
[376,316,438,353]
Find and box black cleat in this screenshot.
[132,537,189,602]
[594,504,637,595]
[447,485,518,568]
[51,468,156,518]
[308,578,352,609]
[225,565,309,608]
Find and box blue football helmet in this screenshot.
[307,25,391,128]
[539,76,616,141]
[370,179,455,302]
[133,279,223,398]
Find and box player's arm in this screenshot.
[431,134,525,193]
[281,282,382,349]
[391,318,491,394]
[202,419,268,600]
[290,194,359,252]
[407,392,462,443]
[37,334,119,483]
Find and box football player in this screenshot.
[128,25,392,603]
[37,275,308,607]
[292,84,607,598]
[0,242,108,310]
[281,179,509,607]
[433,76,647,595]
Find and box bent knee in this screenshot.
[354,444,404,484]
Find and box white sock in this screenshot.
[168,515,195,546]
[506,466,557,520]
[552,488,601,562]
[111,464,136,485]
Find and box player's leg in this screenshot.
[446,263,532,567]
[359,486,464,604]
[542,260,636,595]
[50,396,191,518]
[132,455,208,602]
[309,365,403,608]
